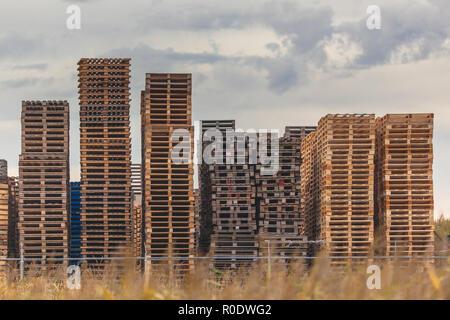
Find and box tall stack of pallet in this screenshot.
[256,127,315,262]
[375,114,434,259]
[141,73,194,274]
[301,114,375,266]
[78,58,133,269]
[198,120,235,256]
[19,100,70,270]
[70,182,81,264]
[0,183,8,275]
[209,136,258,270]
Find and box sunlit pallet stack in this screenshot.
[19,100,70,271]
[78,58,133,270]
[301,114,375,266]
[375,114,434,261]
[141,73,194,274]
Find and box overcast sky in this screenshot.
[1,0,449,218]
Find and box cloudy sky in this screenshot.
[1,0,449,217]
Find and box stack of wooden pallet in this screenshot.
[19,101,70,271]
[0,183,8,275]
[301,114,375,266]
[375,114,434,260]
[78,58,133,270]
[141,73,194,274]
[198,120,236,256]
[209,135,259,270]
[256,128,314,263]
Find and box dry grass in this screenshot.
[1,218,449,300]
[0,257,449,300]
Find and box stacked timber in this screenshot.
[198,120,235,256]
[78,58,133,270]
[256,128,315,263]
[19,100,70,271]
[301,114,375,266]
[375,114,434,261]
[209,134,258,270]
[141,73,194,274]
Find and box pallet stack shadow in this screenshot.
[70,182,81,264]
[301,114,375,266]
[256,127,315,264]
[78,58,133,270]
[141,73,194,274]
[375,114,434,261]
[18,101,70,271]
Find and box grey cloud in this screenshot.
[0,77,55,89]
[0,34,40,59]
[11,63,48,70]
[337,2,450,68]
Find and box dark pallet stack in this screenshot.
[301,114,375,266]
[198,120,235,256]
[70,182,81,264]
[78,58,133,270]
[19,100,70,271]
[7,177,19,261]
[141,73,194,274]
[375,114,434,261]
[208,131,258,270]
[256,127,315,263]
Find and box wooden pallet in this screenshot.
[18,101,70,271]
[78,59,133,270]
[375,114,434,260]
[141,73,195,274]
[301,115,375,265]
